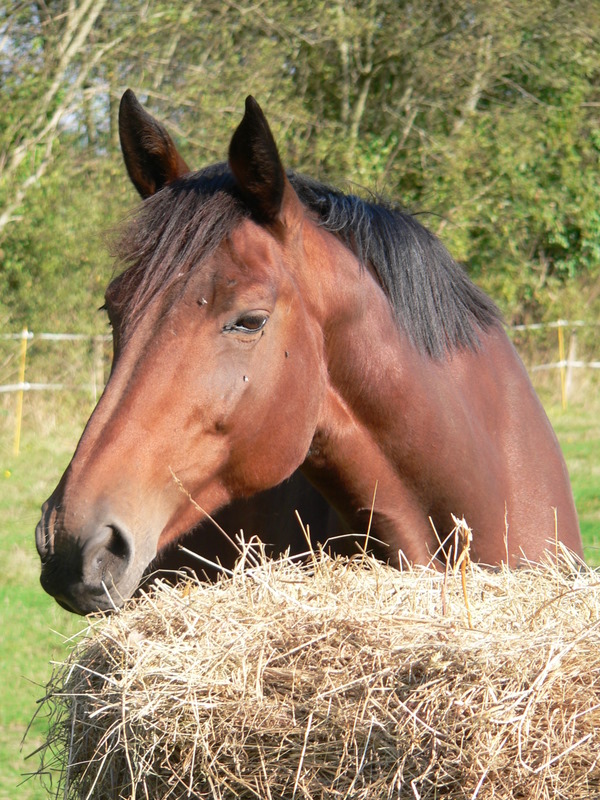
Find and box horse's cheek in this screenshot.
[279,347,324,451]
[226,350,322,492]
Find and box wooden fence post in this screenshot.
[557,320,567,411]
[13,327,29,456]
[565,330,577,407]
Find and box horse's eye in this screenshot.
[225,313,268,335]
[238,313,268,331]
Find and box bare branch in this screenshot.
[0,1,112,238]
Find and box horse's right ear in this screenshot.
[228,96,286,224]
[118,89,190,198]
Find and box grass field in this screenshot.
[0,392,598,800]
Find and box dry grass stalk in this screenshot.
[35,546,600,800]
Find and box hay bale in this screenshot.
[38,550,600,800]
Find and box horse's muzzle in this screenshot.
[36,510,137,615]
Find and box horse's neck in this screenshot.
[303,378,439,564]
[301,251,443,563]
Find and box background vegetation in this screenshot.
[2,0,600,331]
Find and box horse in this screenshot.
[36,90,583,615]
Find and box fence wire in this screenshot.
[1,322,598,455]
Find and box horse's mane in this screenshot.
[113,164,501,358]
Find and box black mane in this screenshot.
[114,164,501,358]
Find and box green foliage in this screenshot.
[1,0,600,328]
[426,6,600,321]
[0,155,130,331]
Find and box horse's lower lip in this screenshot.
[41,583,94,615]
[40,564,127,615]
[50,586,125,616]
[55,595,83,614]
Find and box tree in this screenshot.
[1,0,599,330]
[0,0,113,235]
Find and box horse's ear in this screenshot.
[118,89,190,199]
[228,96,287,224]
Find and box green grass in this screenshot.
[0,412,85,800]
[0,393,598,799]
[548,404,600,565]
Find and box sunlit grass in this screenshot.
[548,403,600,566]
[0,408,86,800]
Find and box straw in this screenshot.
[36,542,600,800]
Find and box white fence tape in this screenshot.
[532,361,600,372]
[1,324,598,398]
[0,382,68,394]
[0,331,111,340]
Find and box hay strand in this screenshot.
[35,548,600,799]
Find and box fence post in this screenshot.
[565,330,578,407]
[13,327,29,456]
[557,320,567,411]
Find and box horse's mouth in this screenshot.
[39,564,126,615]
[38,540,153,615]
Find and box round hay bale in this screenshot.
[37,551,600,800]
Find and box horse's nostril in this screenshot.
[107,524,131,560]
[35,518,49,560]
[82,523,133,588]
[36,503,57,561]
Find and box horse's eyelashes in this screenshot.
[238,314,268,331]
[223,313,269,335]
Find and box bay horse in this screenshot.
[36,90,582,614]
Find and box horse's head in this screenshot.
[36,92,331,613]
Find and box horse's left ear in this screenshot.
[229,96,296,226]
[119,89,190,199]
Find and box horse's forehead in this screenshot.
[227,218,286,271]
